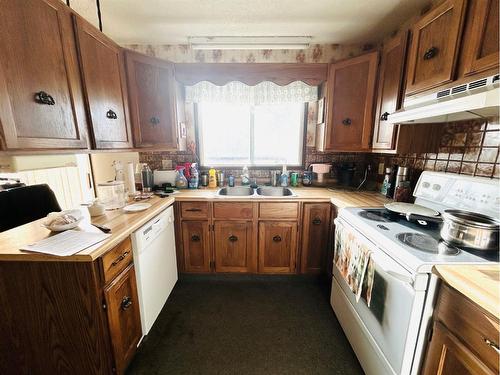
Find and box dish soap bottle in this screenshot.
[241,165,250,185]
[280,165,289,187]
[208,168,217,188]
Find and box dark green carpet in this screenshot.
[127,275,363,375]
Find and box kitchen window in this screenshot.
[187,80,317,167]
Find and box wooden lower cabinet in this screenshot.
[182,220,211,272]
[258,221,298,273]
[423,322,495,375]
[214,221,254,272]
[104,264,142,375]
[300,203,331,274]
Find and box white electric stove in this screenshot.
[330,171,499,375]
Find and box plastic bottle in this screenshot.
[280,165,289,187]
[208,168,217,188]
[175,167,188,189]
[241,166,250,185]
[228,174,235,187]
[189,163,199,189]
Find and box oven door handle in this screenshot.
[370,252,415,287]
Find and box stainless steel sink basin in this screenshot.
[256,187,295,197]
[216,186,254,196]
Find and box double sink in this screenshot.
[216,186,296,198]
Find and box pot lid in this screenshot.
[384,202,440,217]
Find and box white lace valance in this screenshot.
[185,81,318,105]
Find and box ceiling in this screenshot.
[99,0,430,45]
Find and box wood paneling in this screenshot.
[461,0,499,76]
[258,221,297,273]
[74,16,132,149]
[180,201,209,219]
[372,31,408,151]
[125,50,178,149]
[213,202,253,219]
[0,261,112,375]
[182,220,211,272]
[174,63,328,86]
[323,52,378,151]
[405,0,467,95]
[422,322,495,375]
[214,221,254,272]
[259,202,299,219]
[104,264,142,375]
[0,0,88,150]
[100,236,132,284]
[300,203,331,274]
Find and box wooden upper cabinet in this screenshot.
[74,16,133,149]
[104,264,142,374]
[258,221,297,273]
[405,0,467,96]
[372,32,409,151]
[125,50,178,149]
[460,0,499,77]
[0,0,89,150]
[214,221,254,273]
[324,52,378,152]
[300,203,331,274]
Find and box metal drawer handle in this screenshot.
[272,235,282,242]
[484,338,500,354]
[120,296,132,311]
[185,208,202,212]
[191,234,201,242]
[111,251,129,267]
[228,235,238,242]
[380,112,389,121]
[34,91,55,105]
[106,109,118,119]
[342,118,352,126]
[423,47,438,60]
[150,116,160,125]
[312,218,322,225]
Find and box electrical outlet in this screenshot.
[378,163,385,175]
[162,159,173,169]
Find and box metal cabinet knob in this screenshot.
[106,109,118,119]
[423,47,438,60]
[228,235,238,242]
[312,218,322,225]
[34,91,55,105]
[150,116,160,125]
[191,234,201,242]
[272,235,282,242]
[120,296,132,311]
[380,112,389,121]
[342,118,352,126]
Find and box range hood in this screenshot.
[388,74,499,124]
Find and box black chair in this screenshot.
[0,184,61,232]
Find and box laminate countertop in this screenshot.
[433,265,500,318]
[0,187,388,262]
[0,196,175,262]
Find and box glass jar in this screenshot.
[97,181,126,210]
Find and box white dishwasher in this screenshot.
[131,205,178,337]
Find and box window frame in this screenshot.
[195,102,308,169]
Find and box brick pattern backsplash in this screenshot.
[370,117,500,182]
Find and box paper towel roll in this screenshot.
[125,162,136,196]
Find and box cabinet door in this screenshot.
[461,0,499,76]
[125,50,178,149]
[324,52,378,151]
[405,0,467,95]
[182,221,211,272]
[422,322,495,375]
[258,221,297,273]
[74,16,133,149]
[104,264,142,375]
[373,32,409,151]
[0,0,88,150]
[300,203,331,274]
[214,221,253,273]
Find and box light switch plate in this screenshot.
[378,163,385,175]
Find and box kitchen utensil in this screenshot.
[384,202,440,218]
[92,223,111,233]
[97,181,126,210]
[440,210,500,251]
[42,210,84,232]
[123,203,152,212]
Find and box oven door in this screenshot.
[331,218,427,375]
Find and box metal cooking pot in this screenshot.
[440,210,500,251]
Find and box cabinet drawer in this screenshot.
[435,284,500,372]
[259,202,298,219]
[180,202,209,218]
[101,237,133,285]
[213,202,253,219]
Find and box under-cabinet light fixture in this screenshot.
[188,36,312,50]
